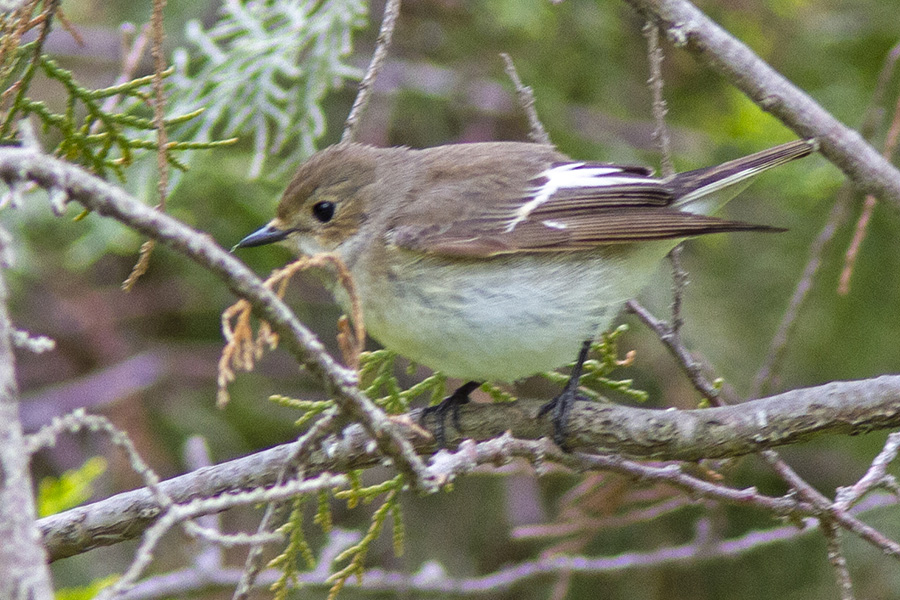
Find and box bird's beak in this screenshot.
[233,223,290,250]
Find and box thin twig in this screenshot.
[643,21,674,177]
[182,437,224,573]
[750,189,852,397]
[97,472,349,600]
[501,53,550,145]
[836,432,900,510]
[821,519,855,600]
[839,88,900,294]
[667,245,687,337]
[231,409,343,600]
[122,0,168,292]
[636,23,721,406]
[341,0,401,143]
[100,515,849,598]
[762,450,900,559]
[626,298,723,404]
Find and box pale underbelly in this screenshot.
[343,245,672,381]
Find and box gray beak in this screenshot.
[234,224,289,250]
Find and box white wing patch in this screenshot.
[541,219,568,230]
[505,163,651,232]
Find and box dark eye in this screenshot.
[312,201,335,223]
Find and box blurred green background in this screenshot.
[9,0,900,598]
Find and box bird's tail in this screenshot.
[669,139,818,216]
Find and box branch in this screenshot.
[0,244,54,597]
[626,0,900,210]
[0,146,436,493]
[118,518,828,598]
[341,0,401,142]
[39,375,900,561]
[500,53,550,145]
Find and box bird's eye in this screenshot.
[312,201,335,223]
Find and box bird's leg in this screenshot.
[420,380,482,447]
[538,339,592,448]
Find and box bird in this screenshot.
[236,138,816,446]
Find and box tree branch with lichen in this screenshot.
[37,374,900,562]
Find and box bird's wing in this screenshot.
[388,143,782,257]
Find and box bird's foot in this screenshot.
[537,386,587,450]
[420,381,481,447]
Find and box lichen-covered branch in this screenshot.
[38,375,900,561]
[0,254,54,598]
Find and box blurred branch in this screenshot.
[750,187,852,397]
[627,0,900,210]
[839,81,900,294]
[0,234,54,598]
[38,375,900,561]
[112,516,834,598]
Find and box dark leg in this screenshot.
[421,380,482,447]
[538,339,592,448]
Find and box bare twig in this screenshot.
[182,437,224,573]
[108,514,844,599]
[666,246,687,341]
[122,0,168,291]
[643,21,674,177]
[750,188,852,397]
[822,519,856,600]
[626,298,724,404]
[501,53,551,145]
[762,450,900,559]
[0,232,54,599]
[96,473,349,600]
[839,89,900,294]
[836,432,900,510]
[341,0,401,143]
[230,408,343,600]
[641,24,704,410]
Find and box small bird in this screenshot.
[237,139,815,446]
